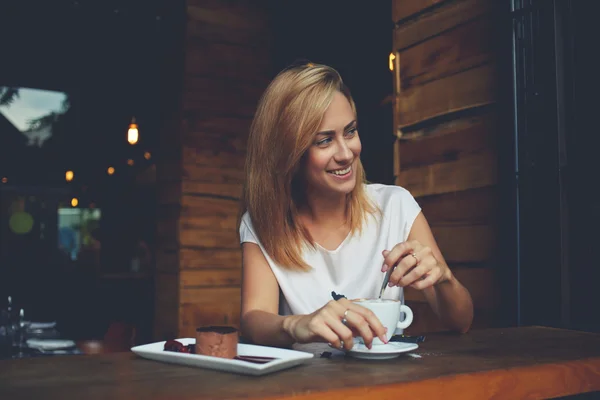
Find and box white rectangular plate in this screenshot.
[131,338,314,376]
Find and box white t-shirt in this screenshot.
[239,183,422,317]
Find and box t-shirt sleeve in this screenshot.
[399,188,422,241]
[239,212,259,245]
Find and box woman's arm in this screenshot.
[383,212,474,333]
[240,242,296,347]
[241,242,388,349]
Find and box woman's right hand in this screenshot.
[283,298,388,350]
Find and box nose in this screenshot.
[333,138,353,164]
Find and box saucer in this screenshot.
[343,341,419,360]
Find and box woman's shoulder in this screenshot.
[365,183,417,207]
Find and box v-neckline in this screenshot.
[315,230,353,254]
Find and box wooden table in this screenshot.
[1,326,599,399]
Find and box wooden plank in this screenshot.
[182,114,251,137]
[182,131,248,154]
[179,226,239,249]
[395,151,497,197]
[399,16,496,90]
[184,41,271,82]
[397,63,497,128]
[393,0,493,51]
[182,75,265,117]
[179,247,241,269]
[417,187,498,225]
[181,194,239,215]
[396,113,497,170]
[404,266,499,308]
[180,287,241,336]
[182,164,245,184]
[392,0,444,23]
[180,269,241,288]
[431,224,495,263]
[182,181,242,199]
[182,147,246,169]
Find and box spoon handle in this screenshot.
[379,266,394,298]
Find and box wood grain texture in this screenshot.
[431,224,495,263]
[396,63,498,128]
[395,113,497,170]
[180,287,241,336]
[154,0,271,339]
[3,327,599,400]
[392,0,444,23]
[395,151,497,198]
[399,16,496,90]
[179,247,241,270]
[182,75,265,116]
[180,268,241,288]
[393,0,493,51]
[184,40,271,81]
[417,187,498,225]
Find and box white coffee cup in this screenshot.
[353,298,413,345]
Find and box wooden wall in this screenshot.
[154,0,272,340]
[391,0,511,334]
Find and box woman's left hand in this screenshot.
[381,240,452,290]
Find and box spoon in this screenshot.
[379,265,395,299]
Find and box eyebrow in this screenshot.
[316,120,357,136]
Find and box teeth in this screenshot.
[329,166,351,175]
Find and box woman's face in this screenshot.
[302,91,362,198]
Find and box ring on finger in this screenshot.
[410,252,420,265]
[341,309,350,326]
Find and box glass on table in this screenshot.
[12,308,31,359]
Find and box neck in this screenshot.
[301,188,348,227]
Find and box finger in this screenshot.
[342,309,375,349]
[381,250,390,271]
[389,252,419,286]
[410,269,440,290]
[324,315,355,351]
[383,241,419,272]
[340,300,388,344]
[397,264,429,287]
[313,323,344,349]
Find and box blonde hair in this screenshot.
[240,62,378,271]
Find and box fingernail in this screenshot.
[388,282,394,287]
[381,264,388,272]
[379,335,388,344]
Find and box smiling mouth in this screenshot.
[327,165,352,176]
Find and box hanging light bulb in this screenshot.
[144,151,151,160]
[107,166,115,175]
[127,159,134,166]
[71,197,79,207]
[127,117,139,145]
[1,177,7,184]
[65,170,74,182]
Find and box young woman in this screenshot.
[239,63,473,351]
